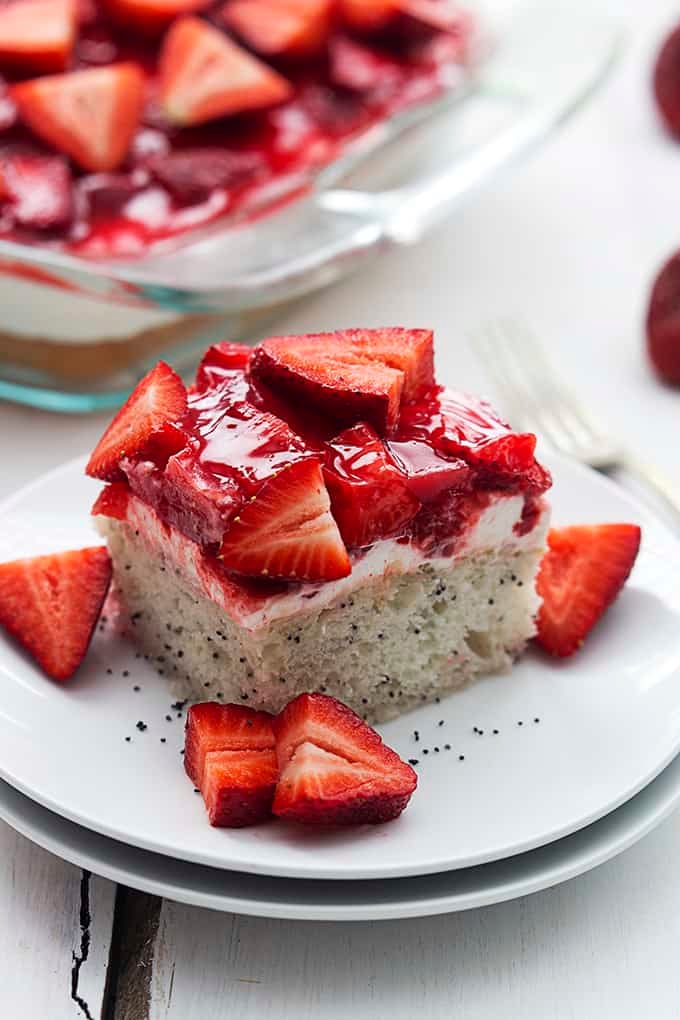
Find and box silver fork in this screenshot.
[471,318,680,520]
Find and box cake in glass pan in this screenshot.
[89,328,551,722]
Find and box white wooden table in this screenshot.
[2,2,680,1014]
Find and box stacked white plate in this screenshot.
[1,453,680,920]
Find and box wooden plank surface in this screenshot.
[0,820,116,1019]
[146,811,680,1020]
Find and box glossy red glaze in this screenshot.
[0,9,469,254]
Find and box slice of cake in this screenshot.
[88,328,551,723]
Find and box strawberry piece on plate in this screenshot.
[536,523,641,658]
[324,423,421,547]
[0,0,76,74]
[159,17,292,126]
[646,249,680,385]
[0,154,73,229]
[272,693,417,825]
[91,481,130,521]
[86,361,188,482]
[185,702,278,827]
[219,458,351,581]
[654,24,680,138]
[13,63,145,173]
[223,0,333,59]
[249,328,435,434]
[104,0,214,35]
[0,546,112,681]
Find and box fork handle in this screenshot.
[619,456,680,525]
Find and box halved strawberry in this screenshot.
[249,328,435,434]
[86,361,188,482]
[159,17,292,126]
[219,458,351,581]
[323,423,420,547]
[104,0,213,35]
[0,154,73,229]
[91,481,130,521]
[13,63,145,173]
[0,546,112,681]
[222,0,333,59]
[272,693,417,825]
[536,523,641,658]
[0,0,76,74]
[184,702,278,827]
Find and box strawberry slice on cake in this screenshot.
[90,329,552,723]
[223,0,333,58]
[0,0,76,74]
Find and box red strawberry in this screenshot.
[536,523,641,657]
[329,35,403,92]
[654,24,680,137]
[0,0,76,74]
[223,0,332,59]
[646,249,680,385]
[387,439,470,503]
[86,361,188,482]
[323,423,420,547]
[91,481,130,521]
[194,340,252,391]
[104,0,213,35]
[339,0,396,32]
[0,154,73,229]
[146,148,265,204]
[249,328,435,434]
[159,17,292,126]
[272,693,417,825]
[13,63,145,173]
[184,702,278,827]
[339,0,462,33]
[0,546,112,681]
[219,458,351,581]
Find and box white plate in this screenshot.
[1,454,679,881]
[2,751,680,921]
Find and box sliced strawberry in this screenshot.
[219,458,350,581]
[0,0,76,74]
[104,0,213,35]
[86,361,188,482]
[339,0,396,32]
[339,0,463,34]
[387,439,470,502]
[146,148,265,204]
[536,523,641,658]
[397,387,538,481]
[654,24,680,138]
[223,0,333,59]
[249,328,435,434]
[329,34,403,92]
[323,423,420,547]
[194,340,252,391]
[91,481,130,521]
[159,17,292,127]
[184,702,278,827]
[272,693,417,825]
[0,546,111,681]
[0,154,73,229]
[646,249,680,385]
[203,749,279,826]
[13,63,145,173]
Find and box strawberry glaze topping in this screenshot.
[89,332,552,583]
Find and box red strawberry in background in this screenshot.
[12,63,145,173]
[646,249,680,385]
[103,0,213,35]
[184,702,278,826]
[272,693,417,825]
[159,16,292,126]
[654,23,680,137]
[0,547,112,681]
[0,0,77,74]
[86,360,188,482]
[223,0,333,58]
[535,523,641,657]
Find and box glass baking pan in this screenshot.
[0,0,621,412]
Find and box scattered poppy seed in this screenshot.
[493,729,499,735]
[408,759,419,766]
[106,668,112,675]
[444,744,451,751]
[459,754,465,761]
[534,717,540,723]
[518,720,523,726]
[125,736,131,742]
[165,715,172,722]
[438,720,444,727]
[423,748,429,755]
[133,685,140,692]
[160,738,166,744]
[434,747,440,752]
[135,721,147,732]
